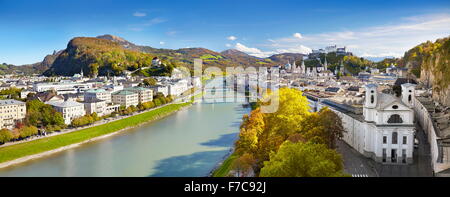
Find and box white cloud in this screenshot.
[293,33,303,39]
[227,36,237,41]
[225,43,232,47]
[235,43,275,58]
[133,12,147,17]
[275,45,312,54]
[160,41,165,45]
[144,18,166,26]
[129,17,167,31]
[166,31,177,36]
[263,13,450,58]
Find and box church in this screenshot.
[320,83,416,164]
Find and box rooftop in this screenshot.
[0,99,25,105]
[85,89,106,93]
[112,90,137,96]
[46,100,84,108]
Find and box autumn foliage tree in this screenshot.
[0,129,14,144]
[231,88,346,177]
[299,107,344,149]
[259,141,346,177]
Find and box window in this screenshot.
[392,105,399,109]
[403,136,407,145]
[382,149,387,162]
[371,95,374,104]
[392,132,398,144]
[383,136,387,144]
[408,95,412,102]
[388,114,403,123]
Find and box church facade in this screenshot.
[320,83,417,164]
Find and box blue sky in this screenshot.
[1,0,449,65]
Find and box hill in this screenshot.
[303,52,373,75]
[43,37,156,76]
[42,35,305,76]
[402,36,450,106]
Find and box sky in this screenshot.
[0,0,449,65]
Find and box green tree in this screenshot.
[260,141,346,177]
[143,77,157,86]
[19,126,38,138]
[299,107,344,149]
[0,129,13,144]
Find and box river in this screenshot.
[0,78,250,177]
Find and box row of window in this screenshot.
[383,132,407,145]
[382,148,407,163]
[0,109,24,113]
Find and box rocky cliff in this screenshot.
[403,36,450,106]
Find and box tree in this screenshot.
[298,107,344,149]
[19,126,38,138]
[260,141,346,177]
[235,109,265,155]
[25,100,65,129]
[143,77,157,86]
[233,88,312,172]
[232,153,256,177]
[0,129,13,144]
[263,88,311,139]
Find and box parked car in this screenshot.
[414,138,419,149]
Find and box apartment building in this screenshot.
[0,99,26,129]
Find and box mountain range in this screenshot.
[3,34,305,76]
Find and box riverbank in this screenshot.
[0,102,191,169]
[211,150,238,177]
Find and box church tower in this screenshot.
[401,83,416,107]
[292,60,296,72]
[324,57,328,71]
[339,60,345,75]
[364,84,378,122]
[364,84,378,108]
[301,60,306,74]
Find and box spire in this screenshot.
[324,56,328,71]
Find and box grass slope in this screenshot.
[0,103,191,164]
[212,153,238,177]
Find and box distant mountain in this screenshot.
[96,34,139,50]
[363,56,395,62]
[0,50,61,75]
[221,49,252,57]
[22,34,305,76]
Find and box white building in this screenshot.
[111,90,139,108]
[83,98,120,117]
[124,87,153,103]
[168,79,189,96]
[33,82,91,94]
[84,89,112,103]
[149,85,169,97]
[191,77,202,88]
[0,99,26,129]
[152,57,162,67]
[46,100,86,125]
[325,45,337,53]
[320,83,416,164]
